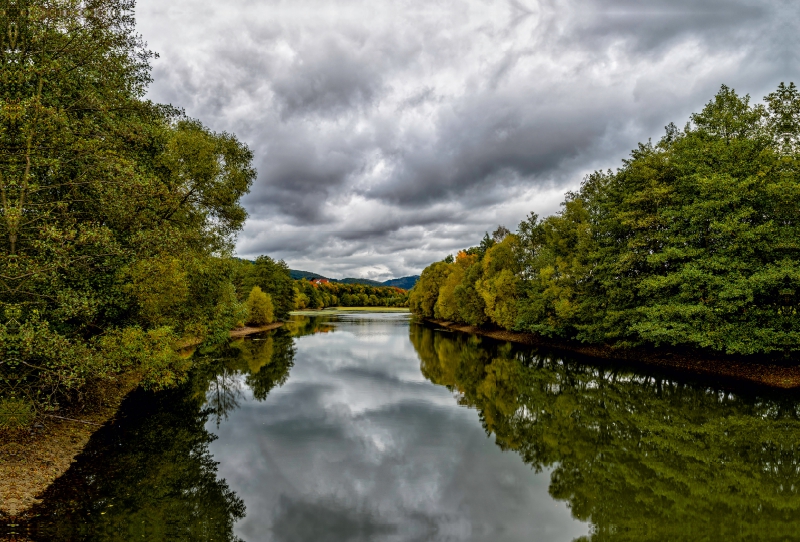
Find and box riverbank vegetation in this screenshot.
[410,84,800,360]
[0,1,295,428]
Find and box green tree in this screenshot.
[239,256,294,320]
[454,259,488,325]
[476,234,521,329]
[245,286,274,325]
[409,261,452,318]
[435,251,477,321]
[0,1,255,414]
[516,198,593,339]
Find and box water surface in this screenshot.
[17,311,800,541]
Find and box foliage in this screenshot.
[476,234,522,329]
[235,256,295,320]
[410,84,800,358]
[245,286,274,326]
[435,252,476,321]
[408,261,452,317]
[293,279,409,310]
[409,324,800,540]
[0,1,260,415]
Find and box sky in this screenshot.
[136,0,797,280]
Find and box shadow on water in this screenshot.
[409,323,800,542]
[7,328,296,542]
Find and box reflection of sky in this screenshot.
[208,313,589,541]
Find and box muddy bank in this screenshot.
[176,321,284,351]
[423,319,800,390]
[0,372,141,519]
[0,322,284,520]
[229,322,283,337]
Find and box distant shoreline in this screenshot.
[421,318,800,390]
[290,307,410,315]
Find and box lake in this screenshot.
[16,311,800,541]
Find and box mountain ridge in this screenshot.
[289,270,418,289]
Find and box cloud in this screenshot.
[137,0,795,279]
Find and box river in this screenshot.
[17,311,800,541]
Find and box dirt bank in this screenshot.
[0,322,285,520]
[423,319,800,390]
[0,371,141,519]
[229,322,284,337]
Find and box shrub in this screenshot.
[246,287,275,325]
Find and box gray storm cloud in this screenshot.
[137,0,795,280]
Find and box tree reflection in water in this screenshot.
[409,324,800,541]
[17,328,295,541]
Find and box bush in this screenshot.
[246,287,275,325]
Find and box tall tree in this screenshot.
[0,1,255,416]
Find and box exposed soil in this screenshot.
[228,322,283,337]
[0,371,141,520]
[0,322,285,522]
[424,319,800,390]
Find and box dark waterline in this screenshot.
[11,312,800,541]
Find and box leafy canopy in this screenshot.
[411,84,800,357]
[0,0,256,416]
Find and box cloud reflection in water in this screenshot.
[208,313,587,542]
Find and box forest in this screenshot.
[292,279,409,309]
[410,84,800,358]
[231,257,409,313]
[0,1,301,425]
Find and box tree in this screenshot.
[412,83,800,358]
[0,1,255,414]
[435,251,476,321]
[239,256,294,319]
[245,286,274,325]
[476,234,521,329]
[409,261,452,318]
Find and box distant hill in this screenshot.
[289,270,419,290]
[383,276,419,289]
[339,277,384,286]
[289,269,328,281]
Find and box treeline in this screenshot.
[0,1,262,421]
[232,257,296,325]
[293,280,409,309]
[411,84,800,357]
[231,256,409,319]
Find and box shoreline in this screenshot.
[1,322,285,520]
[177,321,285,351]
[422,318,800,390]
[229,321,284,337]
[0,371,142,519]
